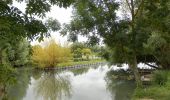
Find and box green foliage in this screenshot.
[1,0,74,17]
[98,47,110,60]
[0,64,16,86]
[82,48,92,60]
[32,40,72,68]
[45,18,61,32]
[70,42,103,61]
[145,32,166,51]
[133,83,170,100]
[61,0,147,65]
[152,70,168,86]
[61,0,170,71]
[73,48,82,61]
[144,32,170,69]
[70,42,87,52]
[0,1,47,42]
[0,0,64,76]
[133,72,170,100]
[24,0,74,17]
[0,39,31,67]
[142,0,170,69]
[61,0,170,86]
[88,45,105,58]
[70,42,87,61]
[133,87,170,100]
[10,39,31,66]
[61,0,119,44]
[0,0,64,68]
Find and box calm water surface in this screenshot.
[4,64,135,100]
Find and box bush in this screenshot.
[152,70,168,86]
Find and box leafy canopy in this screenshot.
[0,0,70,45]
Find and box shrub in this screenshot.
[152,70,168,86]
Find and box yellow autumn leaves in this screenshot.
[32,40,72,68]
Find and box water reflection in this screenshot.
[34,71,71,100]
[67,65,111,100]
[0,64,136,100]
[31,69,43,80]
[70,67,89,76]
[105,70,136,100]
[0,69,31,100]
[108,80,135,100]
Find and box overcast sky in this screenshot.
[13,1,88,46]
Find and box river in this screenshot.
[2,64,136,100]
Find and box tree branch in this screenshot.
[144,63,160,69]
[134,0,145,17]
[125,0,132,12]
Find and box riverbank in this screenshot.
[132,71,170,100]
[35,59,106,70]
[56,59,105,67]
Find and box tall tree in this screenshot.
[61,0,153,86]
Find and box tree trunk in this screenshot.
[0,49,2,65]
[162,63,170,70]
[129,55,142,87]
[128,0,142,87]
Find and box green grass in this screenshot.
[56,59,105,67]
[132,71,170,100]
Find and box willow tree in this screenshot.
[61,0,153,87]
[32,40,72,68]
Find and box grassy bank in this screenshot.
[133,71,170,100]
[56,59,106,67]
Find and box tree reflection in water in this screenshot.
[34,70,72,100]
[6,69,31,100]
[32,69,43,80]
[105,70,136,100]
[70,67,89,76]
